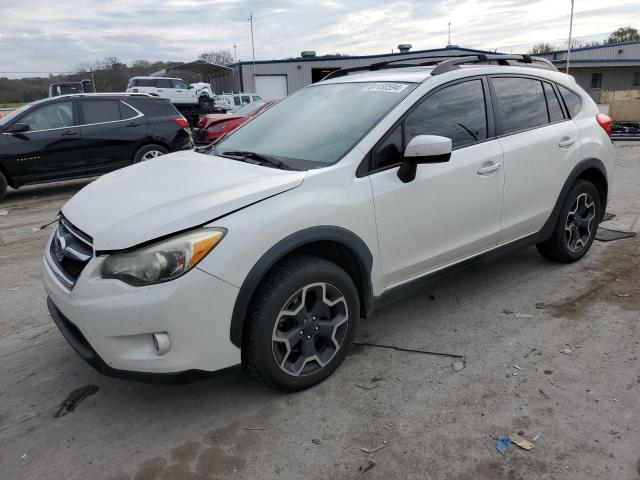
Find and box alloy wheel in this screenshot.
[565,192,596,252]
[141,150,164,161]
[271,282,349,377]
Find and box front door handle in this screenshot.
[477,162,503,175]
[559,138,576,148]
[62,130,78,136]
[126,122,141,127]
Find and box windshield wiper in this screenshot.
[221,150,297,170]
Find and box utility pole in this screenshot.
[566,0,575,74]
[233,44,238,63]
[447,22,451,46]
[91,68,96,92]
[249,13,256,92]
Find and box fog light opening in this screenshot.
[152,332,171,356]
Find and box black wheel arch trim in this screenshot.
[230,226,374,348]
[538,157,608,240]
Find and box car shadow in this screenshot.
[4,179,94,204]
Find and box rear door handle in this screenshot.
[559,138,576,148]
[62,130,78,136]
[477,162,503,175]
[127,122,141,127]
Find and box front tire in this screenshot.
[198,96,210,109]
[133,144,168,163]
[244,255,359,392]
[536,179,601,263]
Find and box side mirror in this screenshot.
[397,135,452,183]
[8,123,30,134]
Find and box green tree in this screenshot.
[606,27,640,44]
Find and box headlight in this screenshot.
[101,228,226,286]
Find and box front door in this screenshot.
[2,100,84,183]
[368,78,505,288]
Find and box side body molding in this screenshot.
[538,157,608,241]
[229,226,374,348]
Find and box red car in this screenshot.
[194,100,277,145]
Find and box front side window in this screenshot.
[558,85,582,118]
[492,77,548,134]
[81,100,121,124]
[18,101,74,131]
[590,72,603,90]
[216,81,416,169]
[371,80,487,170]
[172,79,189,89]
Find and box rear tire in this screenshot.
[133,144,168,163]
[536,179,601,263]
[198,96,210,109]
[0,172,7,202]
[244,255,359,392]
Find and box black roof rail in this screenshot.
[431,54,557,75]
[322,53,558,81]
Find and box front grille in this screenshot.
[46,217,93,289]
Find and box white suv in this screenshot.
[126,76,213,108]
[44,55,615,391]
[214,93,263,112]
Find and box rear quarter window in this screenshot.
[133,79,157,87]
[558,85,582,118]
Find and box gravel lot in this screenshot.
[1,144,639,480]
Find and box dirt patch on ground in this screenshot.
[549,238,640,320]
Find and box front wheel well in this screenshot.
[0,164,17,189]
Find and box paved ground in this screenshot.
[1,144,639,480]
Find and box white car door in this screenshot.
[171,79,195,104]
[490,76,582,244]
[155,78,177,103]
[369,78,505,288]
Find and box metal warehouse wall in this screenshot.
[215,47,489,95]
[543,41,640,62]
[570,66,640,102]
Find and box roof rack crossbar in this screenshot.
[431,54,556,75]
[322,53,557,81]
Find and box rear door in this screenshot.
[1,100,84,183]
[79,98,149,175]
[490,76,581,243]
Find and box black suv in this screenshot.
[0,94,193,201]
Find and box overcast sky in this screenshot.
[1,0,639,77]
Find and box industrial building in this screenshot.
[538,41,640,101]
[215,45,496,99]
[214,41,640,103]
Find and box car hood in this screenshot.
[61,150,306,251]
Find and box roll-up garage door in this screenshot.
[254,75,288,100]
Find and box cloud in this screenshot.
[0,0,638,77]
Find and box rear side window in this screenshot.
[132,79,157,87]
[171,79,189,89]
[492,77,548,134]
[156,79,173,88]
[119,102,138,120]
[543,83,564,122]
[130,98,177,117]
[81,100,122,124]
[558,85,582,118]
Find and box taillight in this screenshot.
[596,113,612,137]
[174,116,189,129]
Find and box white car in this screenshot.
[44,55,615,391]
[126,76,213,108]
[213,93,263,112]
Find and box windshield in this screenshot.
[234,101,268,116]
[215,82,416,169]
[0,103,31,127]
